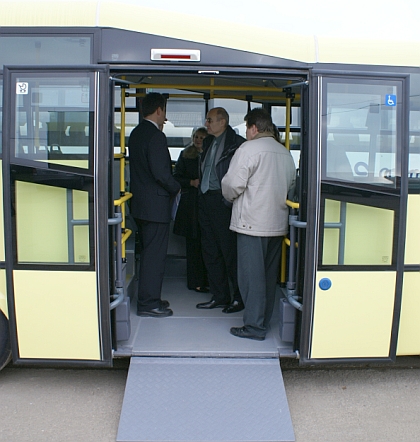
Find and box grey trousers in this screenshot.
[237,234,282,337]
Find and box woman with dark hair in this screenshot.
[173,127,209,293]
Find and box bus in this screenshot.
[0,1,420,439]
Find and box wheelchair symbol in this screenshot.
[385,94,396,106]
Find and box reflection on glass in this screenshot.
[323,81,398,187]
[322,199,394,266]
[14,75,92,169]
[15,181,90,265]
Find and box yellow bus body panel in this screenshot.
[13,270,100,360]
[311,271,396,359]
[1,1,420,66]
[16,182,68,262]
[0,161,4,263]
[397,272,420,356]
[16,181,89,264]
[323,200,394,266]
[0,270,7,319]
[405,195,420,265]
[0,161,6,317]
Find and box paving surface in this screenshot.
[1,357,420,441]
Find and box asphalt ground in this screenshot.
[1,357,420,441]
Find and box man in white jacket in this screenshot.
[221,108,296,340]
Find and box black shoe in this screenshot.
[137,307,173,317]
[222,301,244,314]
[160,300,170,308]
[230,326,265,341]
[196,299,228,309]
[194,287,209,293]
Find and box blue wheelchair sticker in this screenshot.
[385,94,396,106]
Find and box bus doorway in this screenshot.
[111,71,306,360]
[112,70,302,442]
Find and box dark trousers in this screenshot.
[237,234,282,337]
[135,219,169,312]
[186,236,208,290]
[198,192,241,304]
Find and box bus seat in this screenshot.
[67,123,89,146]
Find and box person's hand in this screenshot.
[190,179,200,188]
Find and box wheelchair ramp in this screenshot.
[117,357,295,442]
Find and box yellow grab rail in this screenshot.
[114,192,132,207]
[113,192,133,258]
[286,199,299,210]
[280,200,300,285]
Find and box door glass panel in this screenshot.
[323,81,399,187]
[14,171,93,266]
[13,74,93,170]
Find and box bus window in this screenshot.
[409,74,420,191]
[272,105,301,168]
[14,75,93,170]
[0,35,92,66]
[164,93,206,161]
[323,81,398,186]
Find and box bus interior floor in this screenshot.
[115,259,294,359]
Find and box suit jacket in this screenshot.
[128,120,180,222]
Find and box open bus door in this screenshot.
[2,66,114,367]
[299,70,409,364]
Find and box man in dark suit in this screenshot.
[128,93,180,317]
[196,107,245,313]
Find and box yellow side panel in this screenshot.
[311,271,396,359]
[322,200,340,264]
[345,204,393,265]
[73,190,90,263]
[322,200,394,266]
[14,270,101,360]
[397,272,420,356]
[0,270,7,319]
[16,182,89,264]
[405,195,420,265]
[0,160,4,261]
[16,182,68,262]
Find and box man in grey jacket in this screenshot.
[221,108,296,340]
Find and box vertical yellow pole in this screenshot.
[280,238,287,285]
[120,85,127,258]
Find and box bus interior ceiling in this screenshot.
[112,71,303,359]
